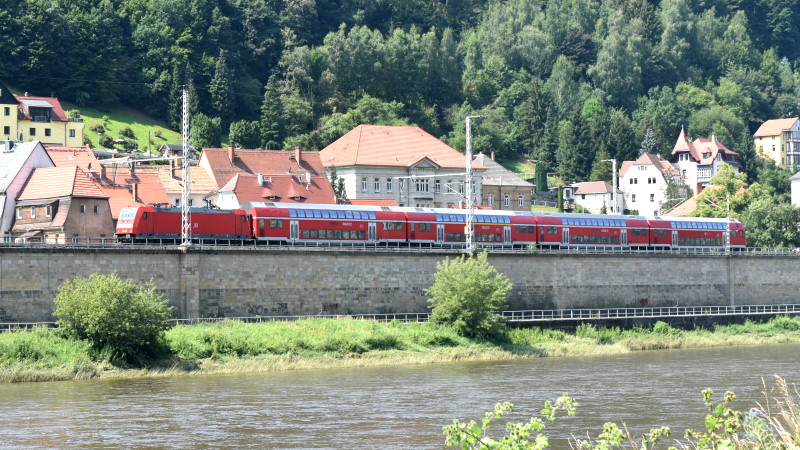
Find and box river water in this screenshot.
[1,344,798,449]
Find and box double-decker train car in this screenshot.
[115,206,251,243]
[115,202,746,250]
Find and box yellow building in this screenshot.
[0,80,84,147]
[753,117,800,168]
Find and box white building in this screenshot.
[320,125,485,208]
[570,181,621,214]
[0,140,55,240]
[619,153,676,216]
[671,128,740,195]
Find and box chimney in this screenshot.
[129,162,135,177]
[132,183,139,202]
[4,140,13,151]
[491,151,495,161]
[228,145,235,164]
[170,158,176,178]
[100,164,106,181]
[258,173,265,187]
[712,134,716,143]
[295,146,302,165]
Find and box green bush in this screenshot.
[119,126,135,138]
[89,123,105,134]
[53,273,174,363]
[98,135,114,148]
[426,252,512,339]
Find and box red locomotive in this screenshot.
[115,202,746,250]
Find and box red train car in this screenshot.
[536,212,639,248]
[651,217,746,250]
[115,206,250,243]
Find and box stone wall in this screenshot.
[0,247,797,323]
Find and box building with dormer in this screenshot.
[0,80,84,146]
[320,125,485,208]
[670,128,740,195]
[753,118,800,168]
[619,153,677,216]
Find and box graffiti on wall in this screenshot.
[246,303,289,316]
[319,303,339,315]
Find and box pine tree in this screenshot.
[209,50,233,130]
[260,75,286,149]
[168,63,183,130]
[640,128,657,155]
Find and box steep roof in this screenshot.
[45,145,98,171]
[754,118,800,137]
[475,154,534,187]
[320,125,484,170]
[18,166,107,201]
[670,130,739,166]
[619,153,675,177]
[573,181,618,195]
[16,96,68,121]
[219,173,336,204]
[200,147,329,189]
[0,141,51,193]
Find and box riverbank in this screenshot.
[2,316,800,383]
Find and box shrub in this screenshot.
[89,123,105,134]
[119,127,135,138]
[53,273,174,363]
[426,252,512,339]
[98,135,114,148]
[102,115,109,122]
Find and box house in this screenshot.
[475,153,534,211]
[570,181,622,214]
[0,141,55,240]
[45,145,169,222]
[670,128,740,195]
[619,153,677,216]
[199,145,335,208]
[753,118,800,168]
[320,125,485,208]
[12,166,113,243]
[156,143,198,160]
[0,80,84,146]
[149,161,218,208]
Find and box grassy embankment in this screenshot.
[3,316,800,383]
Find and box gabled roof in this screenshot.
[320,125,484,170]
[475,154,534,187]
[662,196,697,217]
[200,148,329,189]
[670,129,739,166]
[573,181,618,195]
[16,96,68,121]
[18,166,107,201]
[0,80,18,105]
[754,118,800,137]
[219,173,336,204]
[0,141,51,193]
[619,153,675,177]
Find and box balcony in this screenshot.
[31,115,50,123]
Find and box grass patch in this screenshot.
[5,317,800,383]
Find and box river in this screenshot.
[1,344,798,448]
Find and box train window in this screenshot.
[421,223,431,232]
[313,210,322,218]
[632,229,640,236]
[344,211,353,219]
[302,230,309,238]
[385,222,394,230]
[299,210,307,218]
[335,211,344,219]
[342,230,350,239]
[397,222,404,230]
[369,212,376,219]
[142,212,148,220]
[320,210,328,218]
[359,230,366,239]
[270,219,282,228]
[259,219,265,228]
[325,230,332,239]
[335,230,342,239]
[310,230,318,238]
[289,209,297,217]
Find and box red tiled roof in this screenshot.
[619,153,674,177]
[18,166,107,201]
[348,199,398,207]
[45,145,97,170]
[573,181,616,194]
[319,125,484,169]
[219,173,336,204]
[17,96,68,121]
[662,196,697,217]
[200,148,329,189]
[754,118,799,137]
[670,129,739,165]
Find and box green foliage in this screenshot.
[119,127,135,139]
[327,166,347,202]
[229,120,262,149]
[99,135,114,148]
[190,113,222,149]
[53,273,173,363]
[426,252,512,339]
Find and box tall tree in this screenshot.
[260,75,286,149]
[190,113,222,149]
[209,49,234,130]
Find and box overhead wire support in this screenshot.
[465,115,482,254]
[181,87,191,246]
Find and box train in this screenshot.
[114,202,747,250]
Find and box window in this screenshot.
[80,205,86,214]
[488,194,494,206]
[3,126,9,135]
[44,128,51,137]
[175,199,180,207]
[638,165,647,171]
[458,182,464,195]
[361,177,368,192]
[471,180,476,195]
[631,194,637,203]
[374,178,380,192]
[630,178,638,184]
[416,178,429,193]
[93,205,99,215]
[435,180,441,193]
[188,199,193,207]
[504,194,510,207]
[650,194,655,202]
[518,194,524,207]
[3,106,8,116]
[386,179,393,192]
[45,205,51,217]
[270,219,283,228]
[69,129,75,138]
[29,128,35,137]
[30,206,35,218]
[16,207,21,219]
